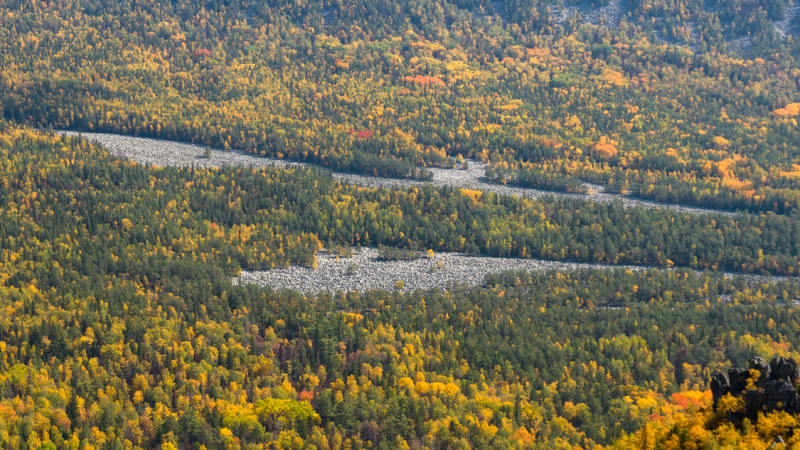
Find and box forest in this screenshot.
[10,125,800,277]
[2,0,800,448]
[0,121,797,448]
[2,0,800,212]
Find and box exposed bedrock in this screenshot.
[711,356,800,422]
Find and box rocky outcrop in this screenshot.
[750,357,772,387]
[728,368,750,397]
[771,356,800,385]
[762,381,797,413]
[711,356,800,423]
[710,372,730,406]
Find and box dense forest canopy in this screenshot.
[1,0,800,211]
[0,120,798,449]
[2,0,800,448]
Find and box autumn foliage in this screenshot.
[403,75,445,87]
[1,0,800,447]
[0,121,799,449]
[2,0,800,212]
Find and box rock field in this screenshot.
[56,130,792,294]
[775,1,800,39]
[235,247,634,293]
[58,130,732,216]
[235,246,788,294]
